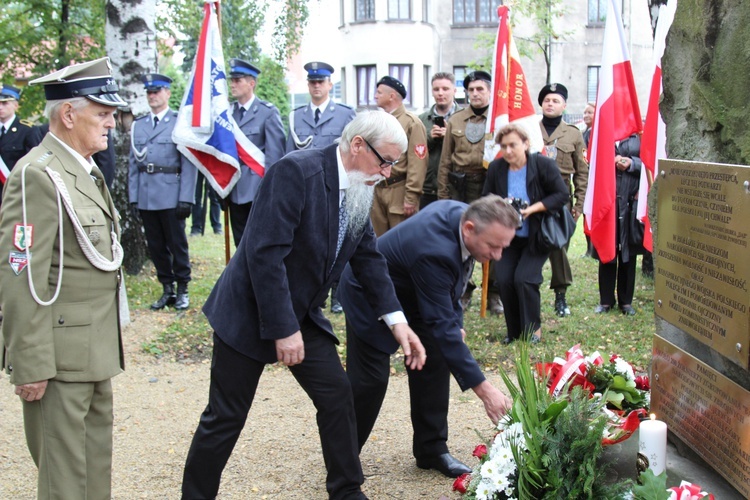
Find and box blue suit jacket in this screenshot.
[203,144,401,363]
[128,110,197,210]
[285,101,356,152]
[230,99,286,204]
[338,200,485,391]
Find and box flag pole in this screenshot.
[213,0,232,265]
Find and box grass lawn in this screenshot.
[126,218,655,373]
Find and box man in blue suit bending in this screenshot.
[338,196,516,478]
[181,111,426,500]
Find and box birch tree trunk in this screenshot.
[105,0,157,275]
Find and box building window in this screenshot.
[453,66,468,101]
[423,0,430,22]
[453,0,500,25]
[356,65,378,107]
[388,0,410,20]
[356,0,375,21]
[588,0,607,25]
[389,64,412,107]
[587,66,600,103]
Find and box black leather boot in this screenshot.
[151,283,176,310]
[174,282,190,310]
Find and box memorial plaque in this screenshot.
[651,337,750,498]
[655,160,750,368]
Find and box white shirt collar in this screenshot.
[459,224,470,261]
[151,108,169,122]
[238,95,256,111]
[48,132,94,175]
[335,146,350,192]
[311,98,330,115]
[0,114,16,131]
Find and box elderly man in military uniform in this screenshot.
[0,57,125,499]
[437,71,502,314]
[286,61,356,153]
[371,75,427,237]
[419,72,461,208]
[537,83,588,318]
[0,84,40,189]
[227,58,286,247]
[129,73,197,311]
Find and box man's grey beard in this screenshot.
[345,170,384,236]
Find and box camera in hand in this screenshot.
[508,197,528,228]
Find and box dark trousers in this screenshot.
[419,192,438,209]
[495,237,548,340]
[598,254,637,307]
[191,172,222,233]
[227,201,252,248]
[140,209,191,284]
[347,321,450,460]
[182,331,365,500]
[548,207,575,292]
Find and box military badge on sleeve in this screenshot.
[13,224,33,251]
[414,144,427,160]
[9,251,29,275]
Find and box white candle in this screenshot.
[638,414,668,475]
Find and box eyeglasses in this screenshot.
[363,138,398,169]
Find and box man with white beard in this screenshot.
[182,111,427,500]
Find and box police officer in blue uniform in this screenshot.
[286,61,356,153]
[0,84,40,182]
[227,58,286,247]
[129,73,197,310]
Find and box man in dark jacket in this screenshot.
[181,111,425,500]
[339,197,515,478]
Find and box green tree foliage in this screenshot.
[0,0,106,118]
[468,0,573,85]
[158,0,308,113]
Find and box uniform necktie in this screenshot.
[461,257,475,296]
[0,126,5,138]
[334,193,348,263]
[153,116,159,129]
[238,106,245,121]
[314,108,320,124]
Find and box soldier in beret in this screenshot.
[372,75,427,236]
[537,83,588,318]
[0,57,126,499]
[437,70,502,314]
[0,84,41,197]
[129,73,197,311]
[226,58,286,247]
[286,61,356,153]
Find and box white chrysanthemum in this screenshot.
[613,357,635,380]
[475,477,496,500]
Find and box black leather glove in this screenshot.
[176,202,192,220]
[130,203,139,219]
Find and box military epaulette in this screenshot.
[169,109,179,117]
[134,114,150,122]
[33,150,55,167]
[293,104,307,111]
[336,102,353,110]
[259,100,275,109]
[19,119,34,127]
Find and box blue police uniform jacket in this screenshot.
[128,109,197,211]
[285,101,356,152]
[230,99,286,205]
[0,116,40,170]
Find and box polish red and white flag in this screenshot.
[583,0,643,263]
[639,0,677,253]
[483,5,543,165]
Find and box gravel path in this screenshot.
[0,309,508,499]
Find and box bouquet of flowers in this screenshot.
[536,344,650,444]
[453,342,631,499]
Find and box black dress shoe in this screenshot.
[416,453,471,478]
[620,305,636,316]
[502,336,513,345]
[151,284,176,310]
[594,304,612,314]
